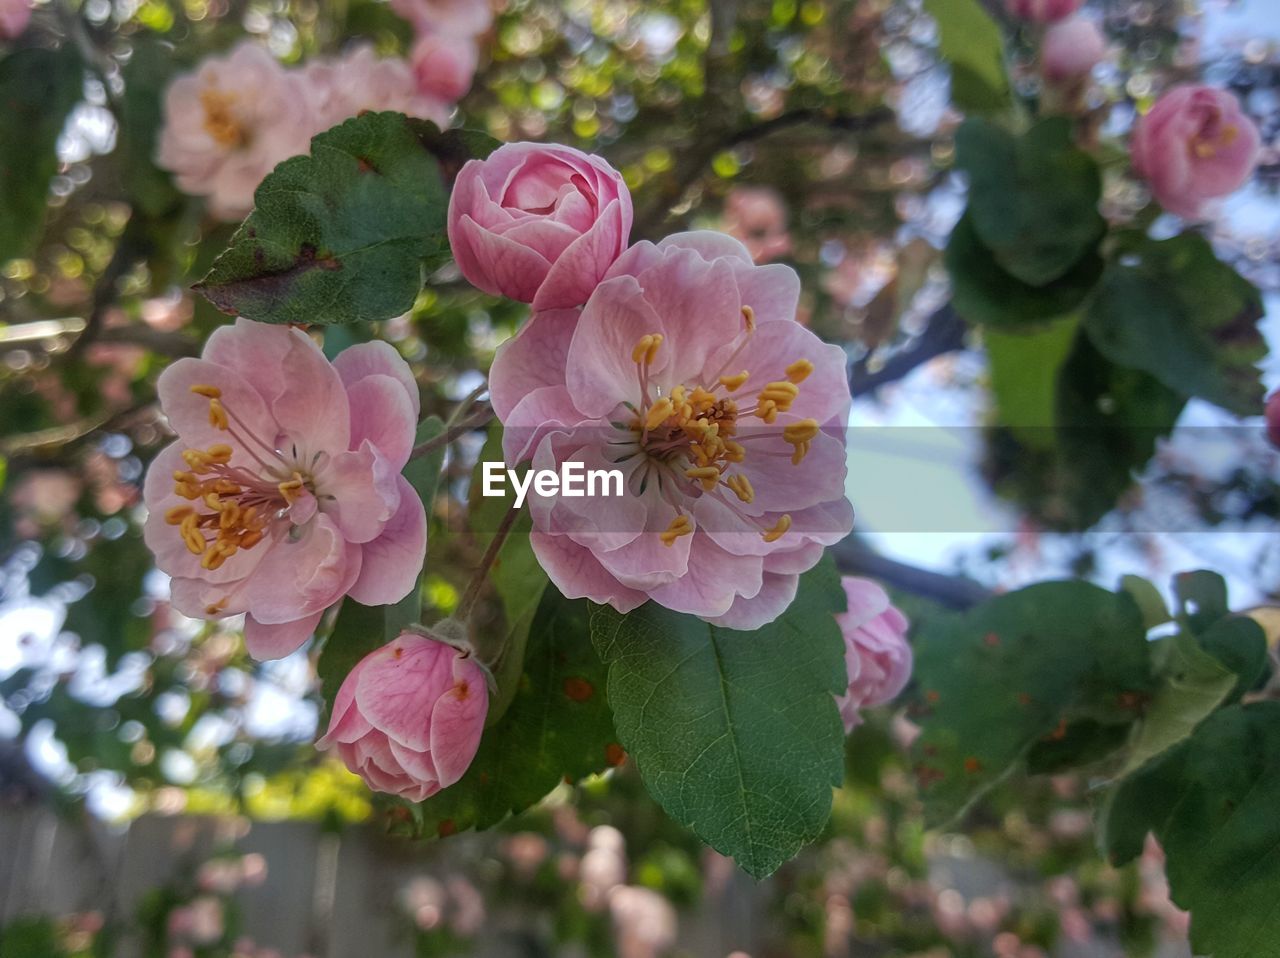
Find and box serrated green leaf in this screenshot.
[411,587,615,837]
[0,46,83,263]
[947,213,1103,329]
[910,581,1153,825]
[1084,232,1266,416]
[923,0,1010,113]
[1102,702,1280,958]
[956,118,1106,286]
[589,557,848,878]
[196,114,498,325]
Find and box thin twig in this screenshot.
[407,404,494,460]
[832,538,992,610]
[850,303,969,399]
[455,498,521,624]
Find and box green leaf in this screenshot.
[196,114,498,325]
[909,581,1153,825]
[956,118,1107,286]
[923,0,1010,113]
[1197,616,1268,705]
[317,416,443,711]
[1054,334,1186,529]
[0,46,83,263]
[1118,629,1236,777]
[467,423,549,724]
[947,213,1103,329]
[589,557,848,878]
[1120,574,1172,630]
[1084,232,1266,416]
[411,587,615,837]
[1102,702,1280,958]
[1173,569,1230,632]
[985,317,1079,449]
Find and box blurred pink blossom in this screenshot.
[834,577,912,731]
[0,0,31,39]
[1005,0,1080,23]
[1041,17,1106,85]
[410,31,479,102]
[721,186,792,263]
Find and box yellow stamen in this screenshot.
[644,398,675,431]
[631,333,663,365]
[785,359,814,384]
[208,398,229,430]
[659,514,693,546]
[741,305,756,332]
[239,529,264,550]
[758,381,800,410]
[726,474,754,504]
[204,596,229,616]
[190,384,222,399]
[762,514,792,543]
[755,399,778,423]
[684,465,722,492]
[277,474,305,505]
[718,370,749,392]
[723,440,745,463]
[782,419,819,444]
[207,444,233,462]
[165,506,195,525]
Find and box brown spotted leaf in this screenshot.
[909,581,1155,826]
[410,587,615,837]
[196,112,497,325]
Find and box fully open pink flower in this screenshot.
[1005,0,1080,22]
[389,0,493,36]
[0,0,31,39]
[1041,17,1106,85]
[448,142,633,310]
[410,31,479,103]
[489,231,854,629]
[1131,85,1261,220]
[302,45,450,133]
[317,634,488,800]
[834,577,911,732]
[143,319,426,660]
[156,42,317,221]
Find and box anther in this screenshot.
[785,359,814,384]
[726,474,755,504]
[190,384,222,398]
[761,514,792,543]
[684,466,722,492]
[741,305,756,332]
[165,506,195,525]
[659,514,693,546]
[644,398,674,431]
[632,333,663,365]
[208,398,229,430]
[718,371,749,392]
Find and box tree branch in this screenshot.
[850,302,969,398]
[832,538,992,610]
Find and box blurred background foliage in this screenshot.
[1,0,1278,954]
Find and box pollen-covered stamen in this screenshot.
[725,473,754,504]
[761,514,792,542]
[782,419,819,466]
[684,465,722,492]
[189,384,290,475]
[1192,118,1239,158]
[659,514,693,546]
[718,371,749,392]
[785,359,813,384]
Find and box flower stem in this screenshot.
[408,403,494,460]
[455,497,522,625]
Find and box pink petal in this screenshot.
[565,275,668,418]
[244,610,325,660]
[707,571,800,630]
[501,386,591,464]
[839,576,893,631]
[323,442,401,544]
[243,516,361,623]
[345,374,418,470]
[427,657,488,786]
[332,340,420,420]
[347,475,428,606]
[355,640,456,752]
[647,535,762,620]
[270,329,351,456]
[157,357,276,452]
[657,229,754,265]
[488,310,577,421]
[531,198,630,311]
[529,531,648,613]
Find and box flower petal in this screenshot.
[243,516,361,623]
[271,329,351,457]
[345,374,418,470]
[323,441,401,544]
[332,340,420,420]
[243,610,324,660]
[347,475,427,606]
[489,310,577,421]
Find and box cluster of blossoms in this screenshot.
[0,0,30,39]
[143,138,914,801]
[457,142,856,628]
[157,33,480,219]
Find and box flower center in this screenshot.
[165,384,322,588]
[1190,108,1239,160]
[623,307,818,547]
[200,89,248,149]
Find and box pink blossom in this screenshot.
[302,45,450,133]
[1131,84,1261,220]
[1041,17,1106,85]
[488,231,854,628]
[1004,0,1080,23]
[317,633,488,800]
[448,142,633,310]
[156,42,317,221]
[143,319,426,660]
[410,31,479,103]
[834,577,911,732]
[388,0,492,37]
[1267,392,1280,449]
[0,0,31,39]
[721,186,792,263]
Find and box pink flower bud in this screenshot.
[0,0,31,39]
[447,142,633,310]
[1005,0,1080,23]
[410,31,478,103]
[834,577,912,732]
[1041,17,1106,85]
[317,633,488,800]
[1131,84,1261,220]
[1266,392,1280,449]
